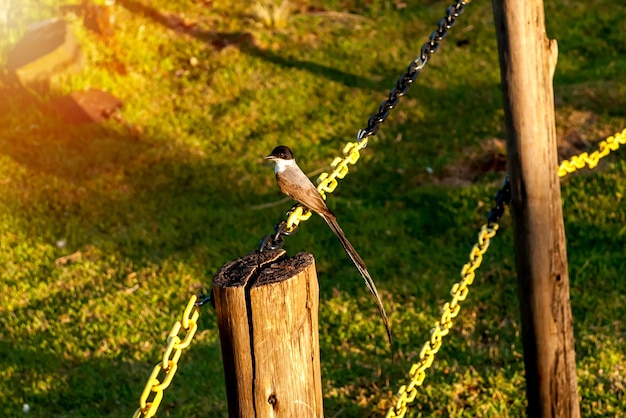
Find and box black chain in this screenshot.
[259,210,299,252]
[358,0,469,141]
[487,177,512,225]
[195,291,215,308]
[259,0,471,252]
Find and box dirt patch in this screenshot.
[434,109,604,186]
[435,138,507,186]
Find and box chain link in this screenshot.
[558,129,626,177]
[259,0,472,252]
[487,176,511,225]
[133,296,200,418]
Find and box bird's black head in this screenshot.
[266,145,294,160]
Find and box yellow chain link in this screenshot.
[385,224,498,418]
[558,129,626,177]
[284,138,369,230]
[133,296,200,418]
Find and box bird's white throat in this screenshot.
[274,158,296,174]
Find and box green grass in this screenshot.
[1,0,625,417]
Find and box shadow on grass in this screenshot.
[0,82,276,264]
[116,0,383,90]
[0,336,227,417]
[0,80,237,412]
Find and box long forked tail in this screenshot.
[321,213,392,345]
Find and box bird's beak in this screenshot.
[264,155,275,160]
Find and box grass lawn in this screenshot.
[1,0,625,417]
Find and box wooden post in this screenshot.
[213,249,323,418]
[492,1,580,417]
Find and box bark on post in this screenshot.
[492,1,580,417]
[213,249,323,418]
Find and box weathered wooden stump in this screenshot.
[213,250,323,418]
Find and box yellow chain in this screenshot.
[385,224,498,418]
[558,129,626,177]
[386,128,625,417]
[133,296,200,418]
[284,138,369,230]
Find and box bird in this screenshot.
[265,145,392,344]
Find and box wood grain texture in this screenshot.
[213,250,323,417]
[492,1,580,417]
